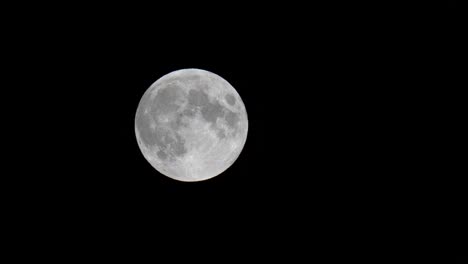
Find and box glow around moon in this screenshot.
[135,69,248,182]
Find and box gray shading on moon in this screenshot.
[135,69,248,182]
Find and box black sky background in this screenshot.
[5,1,464,260]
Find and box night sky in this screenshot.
[5,1,463,260]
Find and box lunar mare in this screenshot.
[135,69,248,182]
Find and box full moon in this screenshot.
[135,69,248,182]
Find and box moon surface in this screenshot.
[135,69,248,182]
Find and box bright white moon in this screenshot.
[135,69,248,182]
